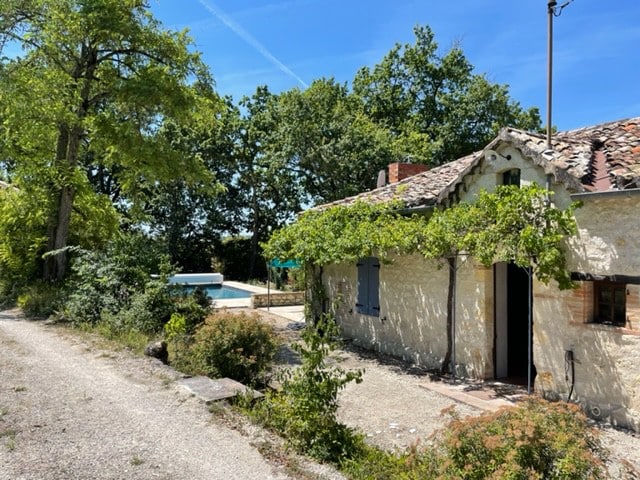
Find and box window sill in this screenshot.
[569,321,640,336]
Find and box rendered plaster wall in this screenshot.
[324,254,494,378]
[458,145,574,209]
[533,193,640,430]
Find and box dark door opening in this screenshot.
[507,263,530,380]
[495,263,534,384]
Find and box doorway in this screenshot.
[494,262,533,382]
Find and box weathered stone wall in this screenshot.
[250,291,305,308]
[533,193,640,430]
[324,255,494,377]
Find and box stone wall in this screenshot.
[533,193,640,430]
[250,291,305,308]
[324,254,494,377]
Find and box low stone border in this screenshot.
[251,291,305,308]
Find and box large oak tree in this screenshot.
[0,0,218,280]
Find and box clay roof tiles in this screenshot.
[319,116,640,210]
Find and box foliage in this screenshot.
[164,313,187,342]
[165,288,209,336]
[171,310,277,386]
[274,78,398,203]
[340,399,605,480]
[353,25,542,166]
[263,200,425,267]
[264,184,578,290]
[0,0,219,280]
[429,399,604,479]
[16,281,63,317]
[60,232,173,327]
[212,236,268,281]
[103,278,174,334]
[251,314,365,464]
[0,184,51,294]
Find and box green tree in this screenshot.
[0,0,218,280]
[275,78,398,204]
[353,25,542,166]
[233,87,302,277]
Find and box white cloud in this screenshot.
[196,0,308,88]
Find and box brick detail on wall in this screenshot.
[388,162,429,183]
[627,285,640,329]
[567,281,593,323]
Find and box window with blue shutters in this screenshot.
[356,257,380,317]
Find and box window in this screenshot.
[356,257,380,317]
[594,281,626,326]
[502,169,521,187]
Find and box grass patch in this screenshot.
[74,321,151,355]
[1,428,17,451]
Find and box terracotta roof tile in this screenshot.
[318,152,480,209]
[317,116,640,209]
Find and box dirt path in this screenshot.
[3,306,640,479]
[0,309,291,480]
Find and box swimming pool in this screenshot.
[182,284,252,300]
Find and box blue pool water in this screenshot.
[183,284,252,300]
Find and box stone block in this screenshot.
[178,376,263,403]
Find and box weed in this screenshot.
[1,428,17,451]
[13,386,26,392]
[130,455,144,466]
[5,437,15,451]
[250,314,364,465]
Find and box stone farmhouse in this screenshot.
[319,116,640,429]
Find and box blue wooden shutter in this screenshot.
[356,257,380,316]
[369,257,380,317]
[356,259,368,314]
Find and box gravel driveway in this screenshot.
[3,307,640,479]
[0,309,292,480]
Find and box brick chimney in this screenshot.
[388,162,429,183]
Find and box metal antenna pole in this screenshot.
[547,0,556,149]
[527,265,533,395]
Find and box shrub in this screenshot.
[173,310,277,386]
[251,314,365,464]
[60,233,174,329]
[170,287,209,334]
[103,279,173,333]
[16,281,63,317]
[430,398,605,479]
[164,313,187,342]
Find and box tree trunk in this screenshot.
[306,264,325,324]
[441,256,456,374]
[43,124,82,281]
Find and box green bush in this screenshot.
[172,310,277,386]
[16,281,63,317]
[169,287,209,334]
[429,398,605,479]
[102,279,173,334]
[60,233,175,330]
[251,314,364,464]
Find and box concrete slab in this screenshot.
[259,305,305,322]
[419,381,514,412]
[178,376,263,403]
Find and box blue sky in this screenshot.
[151,0,640,132]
